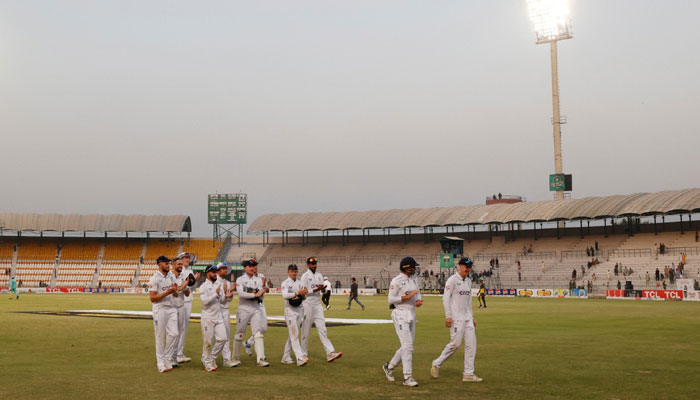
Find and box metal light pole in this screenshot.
[527,0,572,201]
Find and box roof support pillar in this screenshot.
[556,222,560,240]
[653,216,657,235]
[533,222,537,240]
[604,218,608,238]
[680,215,684,234]
[689,214,692,231]
[662,215,665,232]
[579,220,583,239]
[587,220,591,235]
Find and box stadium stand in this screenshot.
[0,240,15,260]
[138,261,159,287]
[16,239,59,260]
[99,261,139,288]
[143,239,182,262]
[14,261,55,287]
[59,239,102,260]
[55,262,96,287]
[102,239,145,261]
[181,239,222,262]
[0,260,11,288]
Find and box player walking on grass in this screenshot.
[383,257,422,387]
[300,257,342,363]
[176,252,199,363]
[346,277,364,310]
[478,281,487,309]
[169,256,193,368]
[281,264,309,366]
[215,262,237,367]
[200,264,234,372]
[431,258,482,382]
[9,275,18,299]
[148,256,179,373]
[322,276,332,310]
[244,264,268,357]
[233,258,269,367]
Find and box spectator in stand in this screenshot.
[694,279,699,291]
[595,241,599,251]
[541,261,545,274]
[662,280,667,290]
[592,273,597,282]
[517,264,521,282]
[495,258,499,268]
[645,272,650,286]
[586,247,591,257]
[498,192,502,199]
[572,269,577,280]
[617,280,621,290]
[607,270,611,281]
[581,266,585,277]
[696,230,699,242]
[614,264,619,276]
[655,268,660,282]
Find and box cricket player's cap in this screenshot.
[205,264,218,274]
[156,255,171,264]
[216,262,228,269]
[177,252,191,259]
[288,264,298,271]
[306,257,318,265]
[242,258,258,267]
[458,258,473,267]
[399,257,419,268]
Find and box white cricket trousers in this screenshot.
[152,307,178,369]
[301,301,335,358]
[201,318,227,365]
[220,309,232,361]
[171,305,187,361]
[176,301,192,358]
[433,319,477,375]
[282,307,304,362]
[389,309,415,377]
[234,305,267,362]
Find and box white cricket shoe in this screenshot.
[326,305,331,310]
[403,376,419,387]
[157,366,169,373]
[257,359,270,367]
[382,363,395,382]
[462,374,483,382]
[205,362,217,372]
[327,352,342,362]
[297,359,309,366]
[223,360,236,368]
[244,341,253,356]
[230,359,241,368]
[280,359,294,365]
[177,356,191,363]
[430,362,440,378]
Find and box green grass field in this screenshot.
[1,293,698,399]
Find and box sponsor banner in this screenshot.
[676,279,694,292]
[46,287,86,293]
[486,288,517,296]
[333,288,377,296]
[18,288,48,293]
[517,289,533,297]
[532,289,554,298]
[642,290,683,301]
[606,289,644,299]
[86,288,123,293]
[684,291,700,302]
[122,288,146,294]
[518,288,588,298]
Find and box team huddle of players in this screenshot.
[148,254,341,373]
[148,253,481,387]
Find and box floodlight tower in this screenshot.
[527,0,573,201]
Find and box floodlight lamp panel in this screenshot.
[527,0,573,43]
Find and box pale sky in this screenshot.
[1,0,698,236]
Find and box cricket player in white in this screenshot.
[169,257,192,368]
[300,257,342,362]
[200,264,234,372]
[244,266,268,357]
[233,259,269,367]
[176,252,199,363]
[281,264,309,366]
[215,262,237,367]
[382,256,422,387]
[431,258,482,382]
[148,256,179,373]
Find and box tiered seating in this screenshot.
[55,262,96,287]
[60,240,102,260]
[0,261,11,288]
[17,239,59,260]
[99,262,138,287]
[14,261,55,287]
[138,262,160,286]
[0,241,15,260]
[103,240,144,261]
[143,240,181,262]
[181,239,222,262]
